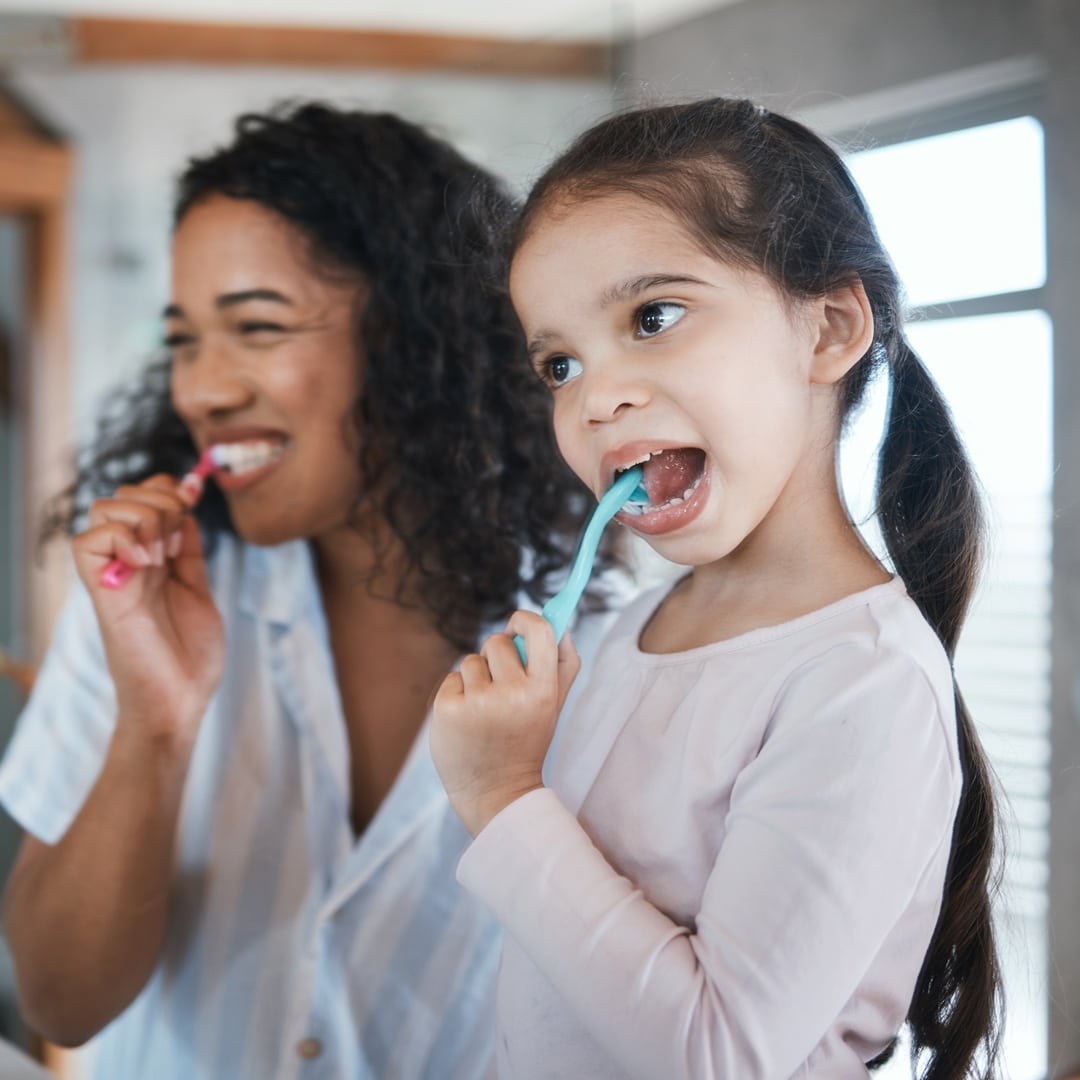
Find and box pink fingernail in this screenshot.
[167,532,183,558]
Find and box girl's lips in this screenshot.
[615,464,711,536]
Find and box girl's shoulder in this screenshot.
[593,574,955,729]
[596,575,942,663]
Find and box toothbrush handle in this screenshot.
[513,465,645,666]
[511,593,578,665]
[100,560,136,589]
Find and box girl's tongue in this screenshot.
[639,448,706,505]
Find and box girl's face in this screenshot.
[510,192,852,570]
[168,195,365,547]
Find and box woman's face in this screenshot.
[168,194,366,547]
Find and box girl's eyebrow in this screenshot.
[526,330,559,362]
[598,273,712,307]
[525,273,713,359]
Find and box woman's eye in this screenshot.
[542,355,583,388]
[635,301,685,338]
[238,321,287,336]
[163,332,196,352]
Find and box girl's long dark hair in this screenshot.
[44,102,610,652]
[516,98,1003,1078]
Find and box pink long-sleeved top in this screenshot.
[457,577,961,1079]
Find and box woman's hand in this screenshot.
[431,610,580,836]
[72,474,225,746]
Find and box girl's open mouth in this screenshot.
[615,447,709,535]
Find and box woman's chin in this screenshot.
[231,515,306,549]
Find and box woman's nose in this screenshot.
[171,341,254,419]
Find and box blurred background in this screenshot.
[0,1,1075,1077]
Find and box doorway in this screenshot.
[0,83,72,1062]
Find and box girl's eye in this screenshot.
[542,355,583,388]
[635,301,685,338]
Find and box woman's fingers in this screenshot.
[168,516,212,594]
[84,476,193,567]
[74,520,158,577]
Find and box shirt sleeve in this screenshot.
[456,641,961,1079]
[0,583,117,844]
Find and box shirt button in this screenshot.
[296,1038,323,1060]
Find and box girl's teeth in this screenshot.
[626,471,703,515]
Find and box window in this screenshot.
[842,114,1050,1080]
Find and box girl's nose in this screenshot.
[582,362,650,425]
[171,343,255,420]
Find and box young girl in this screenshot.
[431,98,1002,1078]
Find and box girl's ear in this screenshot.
[809,280,874,385]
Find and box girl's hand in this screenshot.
[431,610,581,837]
[72,474,225,747]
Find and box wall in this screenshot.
[7,63,612,439]
[617,0,1078,1071]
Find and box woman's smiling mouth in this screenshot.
[209,437,288,492]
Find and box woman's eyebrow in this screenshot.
[216,289,293,309]
[161,289,293,319]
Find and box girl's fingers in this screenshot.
[503,610,558,680]
[555,630,582,709]
[483,632,533,681]
[434,671,465,707]
[458,653,494,694]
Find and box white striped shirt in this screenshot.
[0,536,533,1080]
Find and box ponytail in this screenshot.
[875,338,1004,1079]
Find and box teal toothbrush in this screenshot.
[514,465,648,665]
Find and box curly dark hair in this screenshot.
[44,101,611,651]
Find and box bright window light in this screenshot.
[847,117,1046,308]
[843,110,1050,1080]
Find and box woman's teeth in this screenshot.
[213,441,285,476]
[622,471,704,515]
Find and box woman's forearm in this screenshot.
[2,720,192,1045]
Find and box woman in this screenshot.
[0,102,613,1079]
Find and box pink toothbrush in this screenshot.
[99,446,224,589]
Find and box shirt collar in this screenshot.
[236,538,318,628]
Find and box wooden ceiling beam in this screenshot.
[0,141,70,208]
[70,16,608,78]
